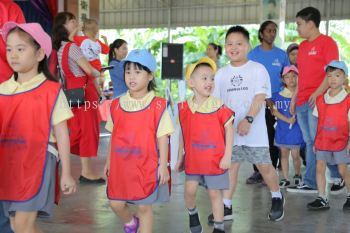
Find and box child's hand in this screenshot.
[175,159,184,173]
[219,155,231,170]
[237,119,251,136]
[104,161,110,177]
[158,165,170,185]
[287,117,296,124]
[61,174,77,195]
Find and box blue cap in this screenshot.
[324,60,348,76]
[123,49,157,72]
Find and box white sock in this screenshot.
[271,191,282,199]
[223,198,232,207]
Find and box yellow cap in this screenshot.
[185,57,217,80]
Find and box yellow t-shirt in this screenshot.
[182,95,234,127]
[105,91,175,138]
[0,73,73,142]
[313,88,350,121]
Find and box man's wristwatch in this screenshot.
[245,116,254,124]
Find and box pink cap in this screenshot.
[282,65,298,76]
[1,21,52,57]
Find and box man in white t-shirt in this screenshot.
[208,25,285,223]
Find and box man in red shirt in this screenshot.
[287,7,343,194]
[0,0,25,83]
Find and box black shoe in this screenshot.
[286,183,318,194]
[208,205,233,224]
[246,171,263,184]
[189,213,202,233]
[330,179,345,195]
[279,179,290,188]
[268,195,285,221]
[343,196,350,210]
[293,174,302,186]
[212,228,225,233]
[307,197,330,210]
[79,175,105,184]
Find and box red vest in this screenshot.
[61,42,99,103]
[0,80,60,201]
[178,101,234,175]
[315,94,350,151]
[107,97,169,201]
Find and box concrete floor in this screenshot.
[39,131,350,233]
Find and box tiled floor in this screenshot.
[39,132,350,233]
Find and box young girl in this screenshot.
[0,22,76,232]
[108,38,128,98]
[271,65,304,187]
[104,49,174,233]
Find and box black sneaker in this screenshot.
[268,195,285,221]
[189,213,202,233]
[343,196,350,210]
[246,171,263,184]
[286,183,318,193]
[212,228,225,233]
[330,179,345,195]
[293,174,302,186]
[208,205,233,224]
[279,179,290,188]
[307,197,330,210]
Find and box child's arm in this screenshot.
[100,35,108,46]
[158,135,170,184]
[271,107,296,124]
[237,93,265,136]
[104,141,111,177]
[53,121,77,195]
[175,127,185,172]
[219,121,233,170]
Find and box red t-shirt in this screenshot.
[0,0,25,83]
[73,35,109,71]
[296,34,339,106]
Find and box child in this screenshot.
[175,57,234,233]
[271,65,304,188]
[104,49,174,233]
[210,25,285,222]
[73,18,109,89]
[307,60,350,210]
[0,22,76,232]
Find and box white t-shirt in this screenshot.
[213,61,271,147]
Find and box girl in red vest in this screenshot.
[0,22,76,233]
[176,57,234,233]
[307,60,350,211]
[104,49,174,233]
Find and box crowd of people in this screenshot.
[0,4,349,233]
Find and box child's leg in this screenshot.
[290,148,301,176]
[185,181,199,209]
[256,164,279,192]
[208,189,223,222]
[337,164,350,192]
[316,160,327,196]
[222,162,240,200]
[12,211,40,233]
[137,205,153,233]
[110,200,133,223]
[280,147,290,180]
